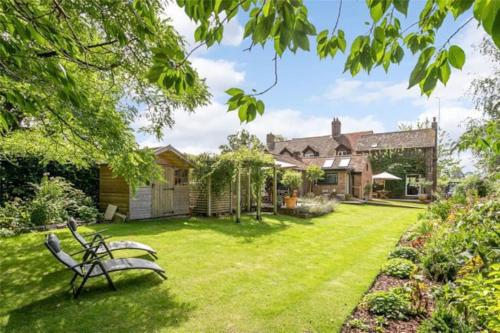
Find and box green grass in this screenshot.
[0,205,419,332]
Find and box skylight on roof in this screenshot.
[339,157,350,167]
[322,159,334,168]
[371,143,378,148]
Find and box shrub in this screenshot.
[389,246,420,263]
[382,258,416,279]
[0,176,100,236]
[0,199,31,236]
[363,290,411,319]
[421,230,467,282]
[454,175,489,198]
[297,196,338,216]
[418,302,475,333]
[281,170,303,194]
[347,318,370,331]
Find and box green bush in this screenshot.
[363,289,411,319]
[389,246,420,262]
[382,258,416,279]
[454,175,489,198]
[0,175,100,236]
[422,230,467,282]
[0,199,31,236]
[418,303,475,333]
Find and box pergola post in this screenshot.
[207,175,212,217]
[273,166,278,215]
[236,168,241,223]
[247,169,251,212]
[256,189,262,221]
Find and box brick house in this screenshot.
[267,117,438,199]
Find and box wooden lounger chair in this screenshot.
[45,234,166,298]
[67,218,157,260]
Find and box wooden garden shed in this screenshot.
[99,145,193,220]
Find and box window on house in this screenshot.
[339,157,351,167]
[405,174,421,196]
[322,159,334,168]
[175,169,189,186]
[338,150,347,155]
[303,149,317,157]
[318,171,338,185]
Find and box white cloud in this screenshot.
[138,104,385,154]
[163,3,243,49]
[191,58,245,96]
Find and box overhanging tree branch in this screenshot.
[249,54,278,97]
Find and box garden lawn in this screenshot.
[0,204,420,332]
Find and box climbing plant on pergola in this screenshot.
[192,148,278,223]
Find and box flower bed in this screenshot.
[342,193,499,332]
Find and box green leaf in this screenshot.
[370,2,384,22]
[493,8,500,48]
[256,100,265,115]
[448,45,465,69]
[263,0,272,16]
[374,26,385,42]
[226,87,244,96]
[422,68,438,95]
[393,0,409,16]
[408,47,435,89]
[295,33,310,51]
[337,33,346,52]
[392,45,404,63]
[438,61,451,85]
[238,103,248,122]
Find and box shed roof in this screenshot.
[152,145,193,168]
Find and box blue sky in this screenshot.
[136,1,493,171]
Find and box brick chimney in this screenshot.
[431,117,438,130]
[266,133,275,150]
[331,117,341,137]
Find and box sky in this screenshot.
[135,1,495,171]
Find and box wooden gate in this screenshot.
[352,173,362,198]
[152,166,174,217]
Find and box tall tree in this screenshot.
[459,38,499,175]
[0,0,209,188]
[219,129,264,153]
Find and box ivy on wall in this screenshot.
[0,156,98,205]
[369,149,427,197]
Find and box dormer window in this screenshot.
[302,145,318,157]
[338,150,347,156]
[279,148,293,157]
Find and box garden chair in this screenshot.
[45,233,167,298]
[67,218,158,260]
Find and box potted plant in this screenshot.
[281,170,303,209]
[305,164,325,195]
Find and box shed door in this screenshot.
[152,166,174,217]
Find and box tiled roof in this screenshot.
[356,129,436,151]
[302,155,370,172]
[271,135,338,156]
[269,131,372,157]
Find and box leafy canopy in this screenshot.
[0,0,209,188]
[174,0,500,122]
